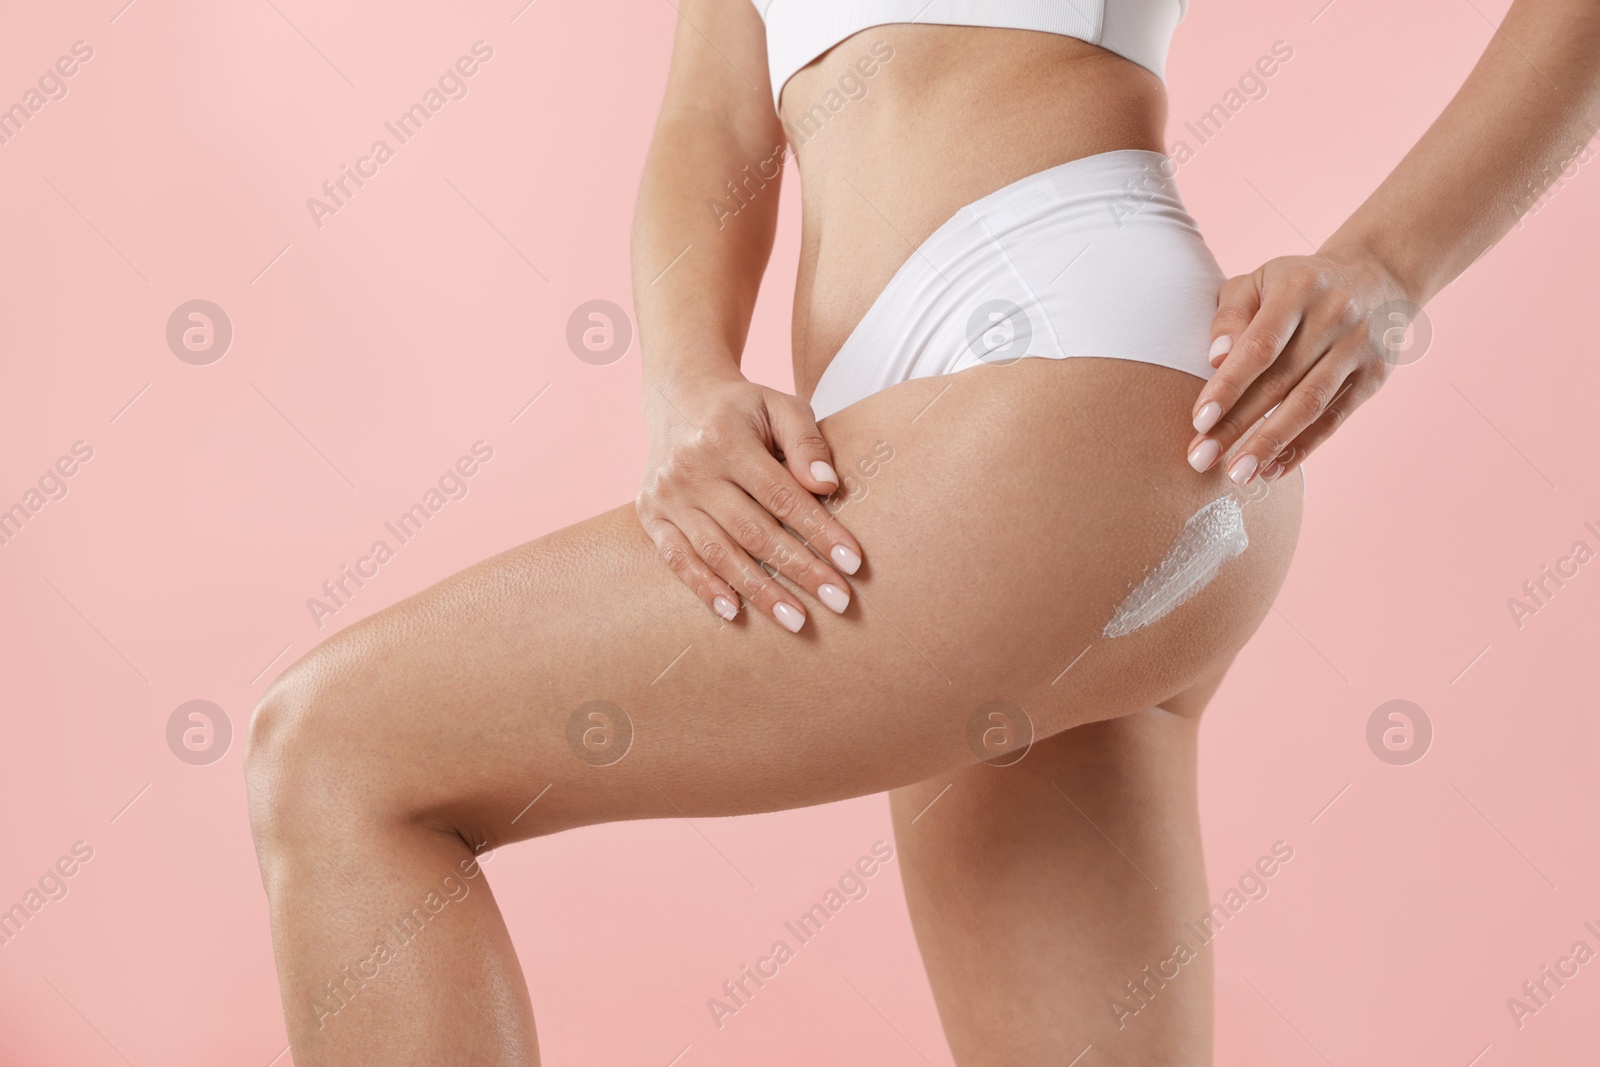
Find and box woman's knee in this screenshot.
[244,642,422,853]
[246,664,338,851]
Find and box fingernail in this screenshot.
[1208,335,1233,365]
[1188,438,1220,472]
[1192,401,1222,434]
[818,583,850,614]
[830,545,861,575]
[713,595,738,621]
[772,602,806,633]
[810,460,839,487]
[1228,453,1259,485]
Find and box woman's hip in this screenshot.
[803,148,1226,422]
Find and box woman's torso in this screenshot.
[778,25,1169,398]
[772,27,1306,708]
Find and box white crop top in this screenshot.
[750,0,1188,108]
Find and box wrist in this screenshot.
[642,343,741,383]
[641,354,745,411]
[1317,229,1432,307]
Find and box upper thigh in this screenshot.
[252,357,1299,844]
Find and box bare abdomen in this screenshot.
[780,24,1170,396]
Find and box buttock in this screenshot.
[805,149,1226,421]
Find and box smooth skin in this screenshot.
[249,359,1302,1065]
[247,1,1600,1064]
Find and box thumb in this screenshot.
[768,395,841,496]
[1208,270,1264,368]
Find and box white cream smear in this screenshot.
[1102,495,1248,638]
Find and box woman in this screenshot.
[245,1,1600,1062]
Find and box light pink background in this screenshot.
[2,0,1596,1063]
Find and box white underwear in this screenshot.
[806,149,1226,420]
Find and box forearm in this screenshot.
[1324,0,1600,304]
[631,108,786,387]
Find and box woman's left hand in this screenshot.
[1186,243,1419,485]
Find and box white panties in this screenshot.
[807,149,1226,420]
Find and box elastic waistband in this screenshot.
[900,148,1199,280]
[957,148,1186,223]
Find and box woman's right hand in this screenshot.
[636,367,864,633]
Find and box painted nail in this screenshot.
[1188,438,1220,472]
[713,595,738,621]
[818,583,850,614]
[810,460,839,487]
[831,544,861,575]
[772,602,806,633]
[1228,453,1259,485]
[1208,335,1233,365]
[1192,401,1222,434]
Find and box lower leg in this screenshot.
[248,765,542,1065]
[890,709,1212,1066]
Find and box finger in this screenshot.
[1205,272,1263,370]
[711,485,853,615]
[729,447,864,576]
[678,507,811,633]
[1191,268,1311,443]
[768,396,843,496]
[1261,366,1383,480]
[1190,275,1350,476]
[1224,359,1355,485]
[640,515,741,622]
[1191,307,1347,479]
